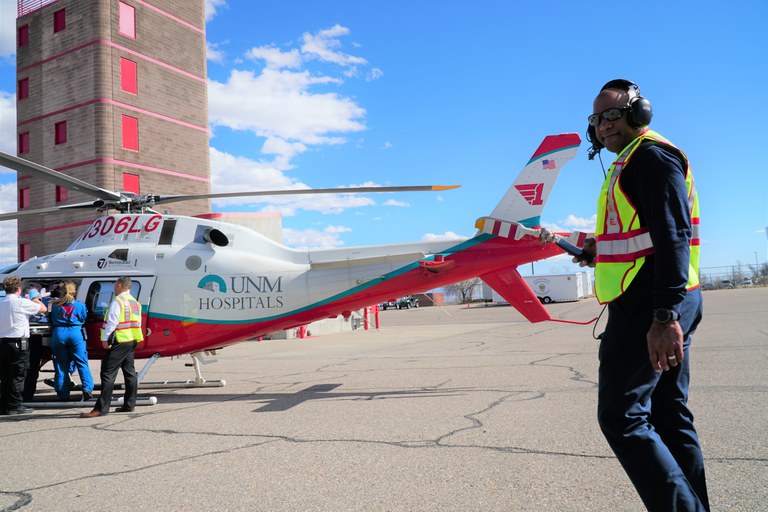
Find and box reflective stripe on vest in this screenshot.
[103,293,144,343]
[595,129,700,303]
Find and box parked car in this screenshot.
[742,278,753,287]
[380,295,420,310]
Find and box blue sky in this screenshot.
[1,0,766,274]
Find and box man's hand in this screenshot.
[647,321,684,372]
[573,238,597,268]
[102,340,110,350]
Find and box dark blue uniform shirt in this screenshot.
[616,141,693,315]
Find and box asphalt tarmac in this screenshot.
[1,287,766,511]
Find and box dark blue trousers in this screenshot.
[598,288,709,512]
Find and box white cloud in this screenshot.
[283,225,351,249]
[0,0,15,59]
[206,41,226,63]
[207,25,383,236]
[421,231,466,242]
[208,68,365,147]
[246,45,301,69]
[0,90,16,156]
[210,148,375,214]
[204,0,227,22]
[561,214,597,230]
[383,199,409,207]
[366,67,384,82]
[301,25,367,70]
[0,181,18,267]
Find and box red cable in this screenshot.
[547,317,598,325]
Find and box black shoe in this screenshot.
[82,390,93,401]
[114,405,134,413]
[7,407,34,415]
[43,378,75,390]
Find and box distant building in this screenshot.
[15,0,210,259]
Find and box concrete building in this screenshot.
[15,0,210,259]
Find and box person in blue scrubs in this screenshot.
[50,282,94,401]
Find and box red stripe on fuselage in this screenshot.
[101,235,562,359]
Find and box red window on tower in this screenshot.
[53,9,66,33]
[18,25,29,47]
[121,115,139,151]
[56,186,69,203]
[19,132,30,154]
[123,173,140,194]
[19,244,31,263]
[120,58,138,94]
[18,78,29,100]
[19,187,30,210]
[55,121,68,144]
[119,2,136,39]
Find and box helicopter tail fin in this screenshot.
[488,133,580,227]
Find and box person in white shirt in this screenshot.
[1,275,47,415]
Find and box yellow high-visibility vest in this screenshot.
[103,293,144,343]
[595,129,700,304]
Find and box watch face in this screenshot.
[654,309,671,322]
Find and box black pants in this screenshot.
[22,335,43,401]
[598,287,709,511]
[0,339,30,413]
[94,341,137,414]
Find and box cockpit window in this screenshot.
[85,281,141,316]
[158,219,176,245]
[107,249,129,261]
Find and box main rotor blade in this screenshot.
[153,184,461,205]
[0,152,122,202]
[0,202,100,222]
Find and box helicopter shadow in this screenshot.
[147,383,465,413]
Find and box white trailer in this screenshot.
[483,272,593,304]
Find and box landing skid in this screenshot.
[135,351,226,389]
[23,396,158,409]
[38,351,226,405]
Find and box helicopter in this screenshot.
[0,133,583,386]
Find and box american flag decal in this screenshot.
[542,159,556,169]
[514,183,544,205]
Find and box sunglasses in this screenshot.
[588,106,630,127]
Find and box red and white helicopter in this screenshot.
[0,133,583,389]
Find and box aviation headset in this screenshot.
[586,79,653,160]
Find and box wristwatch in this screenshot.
[653,308,680,323]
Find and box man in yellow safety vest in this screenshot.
[577,79,709,511]
[81,276,144,418]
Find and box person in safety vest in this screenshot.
[80,276,143,418]
[577,79,709,511]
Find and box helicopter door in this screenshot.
[79,276,157,355]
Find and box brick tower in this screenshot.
[15,0,210,259]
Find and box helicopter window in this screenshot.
[85,280,141,316]
[108,249,129,261]
[1,263,23,275]
[158,219,176,245]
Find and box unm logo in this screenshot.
[197,275,227,293]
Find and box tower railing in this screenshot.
[18,0,60,17]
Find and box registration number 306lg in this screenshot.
[84,215,163,239]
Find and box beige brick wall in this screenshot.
[16,0,210,258]
[108,1,207,79]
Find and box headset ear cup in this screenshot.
[587,125,603,150]
[628,96,653,127]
